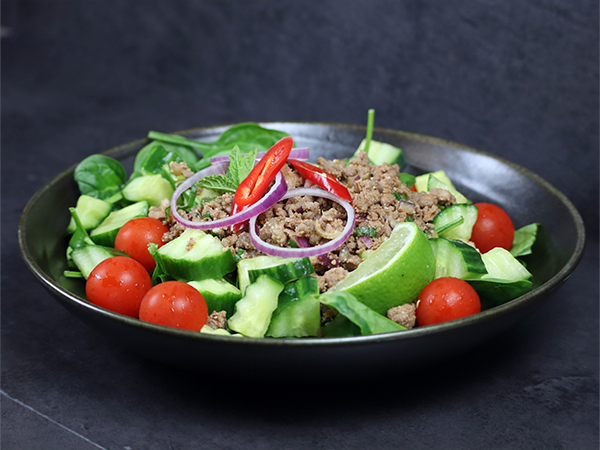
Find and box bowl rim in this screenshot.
[18,121,587,348]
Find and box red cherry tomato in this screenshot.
[86,256,153,318]
[416,277,481,326]
[470,202,515,254]
[114,217,169,271]
[139,281,208,331]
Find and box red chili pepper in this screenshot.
[287,159,352,202]
[230,136,294,231]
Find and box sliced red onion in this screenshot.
[249,188,356,258]
[359,235,373,248]
[210,147,310,164]
[317,253,341,269]
[292,236,310,248]
[170,167,287,230]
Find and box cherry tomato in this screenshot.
[416,277,481,326]
[114,217,169,271]
[409,184,417,192]
[231,136,294,231]
[287,159,352,202]
[470,202,515,254]
[139,281,208,331]
[86,256,153,318]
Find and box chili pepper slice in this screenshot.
[230,136,294,231]
[287,159,352,202]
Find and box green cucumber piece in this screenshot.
[71,246,129,279]
[228,275,284,338]
[122,174,174,206]
[353,138,406,168]
[66,195,113,234]
[319,291,406,336]
[469,247,533,308]
[188,278,242,318]
[433,204,478,240]
[415,170,468,204]
[427,174,469,204]
[237,256,314,294]
[415,170,450,193]
[266,277,321,338]
[429,238,487,280]
[156,228,235,282]
[89,201,149,247]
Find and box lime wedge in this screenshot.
[332,222,435,314]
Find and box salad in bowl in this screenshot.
[62,111,540,339]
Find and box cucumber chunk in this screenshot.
[353,139,406,168]
[188,278,242,318]
[266,277,321,338]
[429,238,487,280]
[228,275,284,338]
[71,245,129,279]
[469,247,533,308]
[415,170,468,204]
[433,204,478,241]
[237,256,314,295]
[89,201,149,247]
[66,195,113,234]
[427,174,469,204]
[157,228,235,282]
[122,174,174,206]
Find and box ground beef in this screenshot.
[163,150,455,293]
[387,303,417,329]
[206,310,227,330]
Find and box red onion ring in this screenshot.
[249,188,356,257]
[210,147,310,164]
[170,164,288,230]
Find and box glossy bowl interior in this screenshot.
[19,123,585,378]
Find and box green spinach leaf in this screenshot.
[74,154,127,201]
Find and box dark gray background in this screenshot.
[2,1,598,449]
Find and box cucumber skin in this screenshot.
[188,279,241,318]
[71,245,129,279]
[157,229,236,282]
[238,256,314,294]
[266,277,321,338]
[89,201,149,247]
[228,275,284,338]
[429,238,487,280]
[247,257,315,286]
[160,250,235,282]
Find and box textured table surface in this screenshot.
[2,1,598,449]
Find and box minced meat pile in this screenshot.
[160,151,455,328]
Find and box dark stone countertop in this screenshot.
[2,1,598,449]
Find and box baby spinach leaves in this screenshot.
[74,155,126,202]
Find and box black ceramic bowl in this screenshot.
[19,123,585,378]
